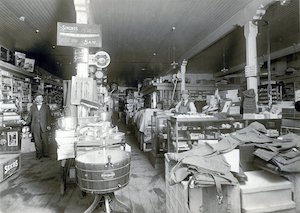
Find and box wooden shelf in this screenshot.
[141,82,240,95]
[0,60,35,78]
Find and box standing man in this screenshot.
[26,93,52,159]
[175,90,197,114]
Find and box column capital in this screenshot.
[244,21,258,38]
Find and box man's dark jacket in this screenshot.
[26,103,52,132]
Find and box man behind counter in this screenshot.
[175,90,197,114]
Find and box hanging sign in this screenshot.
[89,51,111,68]
[57,22,102,47]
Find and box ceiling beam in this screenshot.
[179,0,276,63]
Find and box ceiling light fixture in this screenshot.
[153,52,156,56]
[278,0,290,6]
[170,26,178,69]
[19,16,25,21]
[35,29,39,33]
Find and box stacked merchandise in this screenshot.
[166,121,298,212]
[56,119,127,160]
[0,100,22,182]
[20,79,31,112]
[135,108,160,152]
[125,97,135,124]
[0,102,20,123]
[125,91,144,124]
[55,129,78,160]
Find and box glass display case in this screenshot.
[148,112,172,168]
[150,112,171,164]
[167,115,240,153]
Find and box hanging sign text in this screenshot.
[57,22,102,47]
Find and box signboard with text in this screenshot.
[57,22,102,47]
[70,77,94,105]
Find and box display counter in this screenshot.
[167,114,242,153]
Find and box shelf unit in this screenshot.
[0,61,35,125]
[258,83,282,105]
[141,82,240,110]
[44,82,63,108]
[167,115,239,153]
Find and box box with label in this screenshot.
[0,153,21,182]
[0,127,21,153]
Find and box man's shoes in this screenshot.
[43,154,49,158]
[36,155,42,160]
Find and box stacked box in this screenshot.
[0,153,21,182]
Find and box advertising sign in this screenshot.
[57,22,102,47]
[89,51,111,68]
[0,154,20,182]
[23,58,35,72]
[70,77,94,105]
[15,52,26,68]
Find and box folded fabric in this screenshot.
[280,148,300,159]
[272,157,300,172]
[232,129,273,143]
[279,133,300,148]
[254,148,278,162]
[237,121,267,134]
[272,155,300,165]
[170,165,190,184]
[192,171,238,186]
[182,154,231,175]
[167,142,217,162]
[243,89,257,113]
[211,136,240,153]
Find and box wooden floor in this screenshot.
[0,122,166,213]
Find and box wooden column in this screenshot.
[244,21,259,106]
[180,60,187,92]
[73,0,90,118]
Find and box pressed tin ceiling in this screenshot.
[0,0,298,86]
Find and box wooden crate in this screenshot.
[240,170,296,213]
[0,153,21,182]
[165,154,241,213]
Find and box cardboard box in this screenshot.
[0,153,21,182]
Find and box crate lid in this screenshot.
[0,154,20,164]
[240,170,293,193]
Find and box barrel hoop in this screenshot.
[75,163,130,172]
[78,182,129,194]
[77,171,130,182]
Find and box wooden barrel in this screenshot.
[75,149,130,194]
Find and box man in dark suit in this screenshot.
[26,93,52,159]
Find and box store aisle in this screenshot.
[0,121,166,213]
